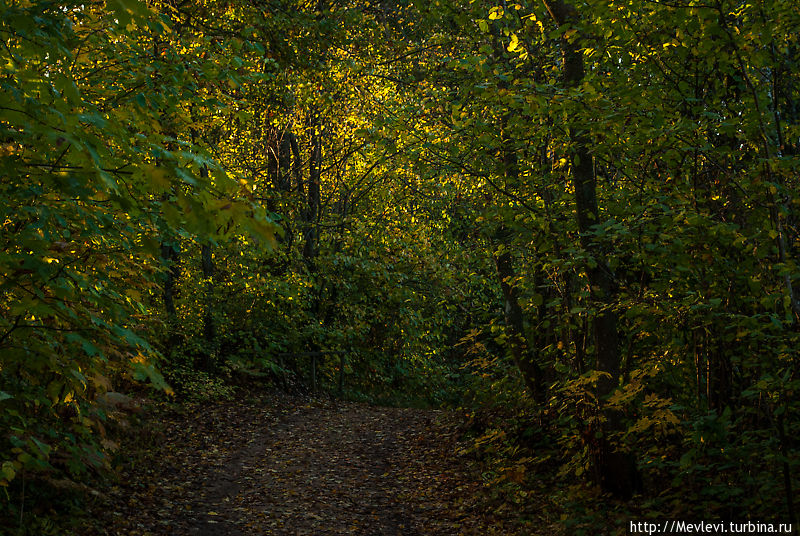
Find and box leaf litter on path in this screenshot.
[83,392,526,535]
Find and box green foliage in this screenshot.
[0,0,279,520]
[398,0,800,525]
[2,0,800,530]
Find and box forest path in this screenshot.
[86,392,521,535]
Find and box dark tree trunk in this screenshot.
[198,163,217,372]
[493,230,543,400]
[161,242,179,319]
[275,127,299,251]
[199,241,216,371]
[161,240,181,348]
[303,112,323,391]
[289,131,303,196]
[278,130,292,192]
[544,0,640,499]
[304,114,322,263]
[485,51,547,400]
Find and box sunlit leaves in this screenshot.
[0,0,290,494]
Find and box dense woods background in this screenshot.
[1,0,798,533]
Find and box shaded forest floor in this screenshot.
[79,390,543,535]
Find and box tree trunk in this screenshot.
[338,352,345,395]
[304,114,322,263]
[544,0,639,499]
[304,112,323,391]
[493,231,543,400]
[487,54,546,399]
[200,241,216,371]
[196,162,217,372]
[161,239,181,348]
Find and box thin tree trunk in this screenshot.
[161,240,181,348]
[338,353,345,395]
[289,131,303,196]
[200,241,216,371]
[304,112,323,391]
[485,47,546,399]
[304,114,322,263]
[493,231,543,399]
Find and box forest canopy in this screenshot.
[1,0,798,531]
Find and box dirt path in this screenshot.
[85,393,522,535]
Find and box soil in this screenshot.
[81,392,526,535]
